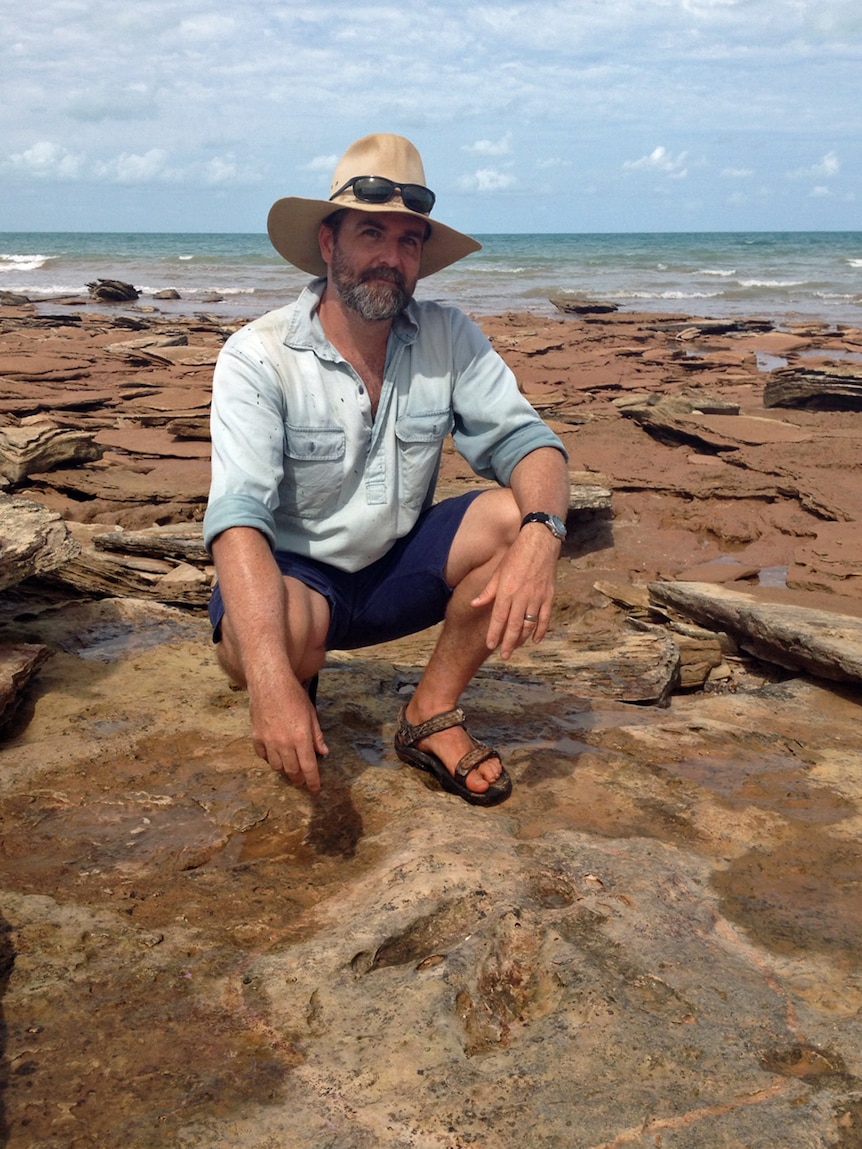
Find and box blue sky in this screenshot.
[2,0,860,235]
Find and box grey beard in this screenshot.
[341,278,410,321]
[331,253,411,321]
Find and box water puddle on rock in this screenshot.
[757,347,862,371]
[668,751,854,825]
[714,829,862,966]
[665,738,862,967]
[758,564,788,587]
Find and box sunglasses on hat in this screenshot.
[330,175,436,216]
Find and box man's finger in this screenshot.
[297,750,322,792]
[499,607,531,660]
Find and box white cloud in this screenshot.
[4,141,84,180]
[92,148,173,183]
[720,167,753,179]
[460,168,516,192]
[463,133,513,158]
[623,146,689,178]
[304,154,339,173]
[820,151,843,177]
[178,15,238,40]
[204,155,239,184]
[809,185,833,198]
[787,150,841,180]
[2,140,262,187]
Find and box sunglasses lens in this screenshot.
[351,177,396,203]
[347,176,435,214]
[401,184,436,214]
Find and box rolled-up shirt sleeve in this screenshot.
[203,330,286,552]
[448,312,567,485]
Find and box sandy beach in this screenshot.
[2,293,862,1146]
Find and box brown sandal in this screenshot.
[394,704,512,807]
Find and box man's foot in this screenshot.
[406,703,501,792]
[394,703,512,807]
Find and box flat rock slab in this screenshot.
[550,629,681,703]
[764,364,862,410]
[788,522,862,597]
[649,580,862,683]
[675,560,761,584]
[0,494,80,591]
[0,354,95,380]
[0,641,51,726]
[39,523,213,606]
[0,388,119,415]
[693,412,811,445]
[620,398,811,451]
[30,458,211,504]
[0,422,103,485]
[96,427,211,459]
[124,387,212,412]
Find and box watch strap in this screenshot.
[520,511,567,540]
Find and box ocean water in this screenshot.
[1,231,860,327]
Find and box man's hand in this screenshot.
[211,527,331,791]
[471,524,561,660]
[248,675,329,791]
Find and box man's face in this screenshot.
[322,210,426,321]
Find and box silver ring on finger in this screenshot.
[523,613,538,623]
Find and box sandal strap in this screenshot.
[397,705,466,747]
[453,743,500,780]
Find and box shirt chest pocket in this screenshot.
[281,423,346,519]
[394,409,454,510]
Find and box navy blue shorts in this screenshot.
[208,490,484,651]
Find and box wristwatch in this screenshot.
[520,511,567,541]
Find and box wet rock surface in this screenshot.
[2,299,862,1147]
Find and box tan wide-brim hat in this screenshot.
[267,133,481,279]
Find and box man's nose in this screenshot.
[377,236,404,266]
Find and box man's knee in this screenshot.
[473,488,521,547]
[444,489,520,585]
[214,614,247,687]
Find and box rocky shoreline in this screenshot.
[2,293,862,1147]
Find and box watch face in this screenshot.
[549,514,567,538]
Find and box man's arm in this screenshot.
[472,446,570,660]
[211,526,328,790]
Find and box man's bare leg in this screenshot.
[217,574,329,688]
[402,490,521,795]
[216,573,332,784]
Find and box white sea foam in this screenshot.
[848,258,862,268]
[615,290,720,301]
[137,285,256,297]
[0,253,53,274]
[738,279,805,289]
[14,284,85,296]
[700,268,736,277]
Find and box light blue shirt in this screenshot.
[204,279,567,572]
